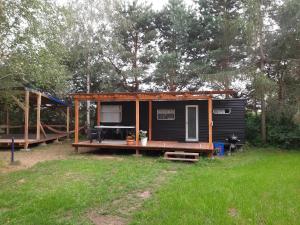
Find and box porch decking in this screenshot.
[0,133,67,147]
[73,140,214,153]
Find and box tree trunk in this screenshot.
[258,3,267,144]
[133,32,139,92]
[86,52,91,128]
[261,94,266,143]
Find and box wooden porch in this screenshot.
[72,91,235,156]
[0,133,68,147]
[73,140,213,153]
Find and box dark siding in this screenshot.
[152,101,186,141]
[100,99,246,144]
[152,99,245,143]
[212,99,246,143]
[152,100,209,142]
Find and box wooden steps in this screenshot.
[164,151,199,162]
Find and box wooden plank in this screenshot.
[36,92,41,140]
[165,152,199,156]
[164,157,199,162]
[74,99,79,144]
[135,99,139,146]
[40,123,47,138]
[208,97,213,150]
[11,95,26,111]
[148,101,152,141]
[73,94,211,101]
[71,90,236,101]
[24,91,29,149]
[72,141,213,153]
[66,106,70,139]
[97,101,101,126]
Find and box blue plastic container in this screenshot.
[213,142,225,156]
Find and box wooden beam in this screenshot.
[148,101,152,141]
[74,99,79,144]
[40,123,47,138]
[66,106,70,139]
[97,101,101,126]
[135,100,140,154]
[6,108,9,135]
[36,92,41,140]
[208,97,213,151]
[24,91,29,150]
[73,94,211,101]
[71,90,236,101]
[11,95,26,111]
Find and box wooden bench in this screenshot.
[164,151,199,162]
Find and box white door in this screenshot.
[185,105,199,141]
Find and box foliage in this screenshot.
[0,0,71,97]
[139,130,147,138]
[105,0,157,91]
[0,0,299,147]
[246,112,300,148]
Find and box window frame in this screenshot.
[157,108,176,121]
[213,108,232,115]
[101,105,122,123]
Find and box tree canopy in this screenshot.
[1,0,299,147]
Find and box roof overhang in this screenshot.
[71,90,236,101]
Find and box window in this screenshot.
[101,105,122,123]
[213,108,231,115]
[157,109,175,120]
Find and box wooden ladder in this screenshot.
[164,151,199,162]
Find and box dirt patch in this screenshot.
[17,178,26,184]
[0,143,73,173]
[228,208,239,217]
[0,142,122,173]
[137,191,151,199]
[88,212,127,225]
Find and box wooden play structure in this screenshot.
[0,87,72,149]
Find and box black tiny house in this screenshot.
[72,91,245,155]
[99,99,246,144]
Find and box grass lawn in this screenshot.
[132,148,300,225]
[0,147,299,225]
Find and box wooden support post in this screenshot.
[97,101,101,126]
[6,108,9,135]
[135,99,140,155]
[36,92,41,140]
[74,99,79,144]
[208,97,213,156]
[148,101,152,141]
[66,106,70,139]
[24,91,30,150]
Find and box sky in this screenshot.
[56,0,194,10]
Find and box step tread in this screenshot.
[164,157,199,162]
[164,151,199,156]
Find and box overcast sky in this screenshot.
[56,0,194,10]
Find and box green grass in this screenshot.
[131,148,300,225]
[0,156,179,225]
[0,148,299,225]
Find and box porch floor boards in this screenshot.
[0,133,67,146]
[73,140,213,152]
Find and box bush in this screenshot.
[246,112,300,149]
